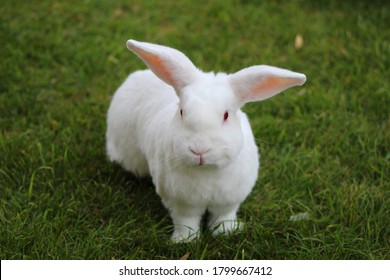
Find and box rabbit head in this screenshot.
[126,40,306,168]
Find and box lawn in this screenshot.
[0,0,389,259]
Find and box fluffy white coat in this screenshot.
[106,40,306,242]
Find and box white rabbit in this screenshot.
[106,40,306,242]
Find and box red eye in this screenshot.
[223,111,229,121]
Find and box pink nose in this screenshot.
[190,148,205,156]
[189,148,208,165]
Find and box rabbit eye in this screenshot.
[180,109,183,117]
[223,111,229,121]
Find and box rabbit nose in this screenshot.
[189,147,208,156]
[189,147,208,165]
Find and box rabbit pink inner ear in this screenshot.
[245,76,303,102]
[230,66,306,104]
[132,48,176,86]
[127,40,199,91]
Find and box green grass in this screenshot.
[1,0,389,259]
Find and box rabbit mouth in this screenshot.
[189,153,230,169]
[181,152,216,168]
[196,155,206,166]
[189,147,210,166]
[190,155,211,167]
[171,146,230,169]
[192,152,205,166]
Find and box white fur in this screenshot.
[106,40,306,242]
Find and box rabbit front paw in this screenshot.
[171,227,200,243]
[210,219,244,236]
[208,204,243,236]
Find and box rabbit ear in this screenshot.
[127,40,198,90]
[229,65,306,104]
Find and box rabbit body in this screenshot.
[106,40,306,242]
[107,70,258,241]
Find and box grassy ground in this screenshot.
[1,0,389,259]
